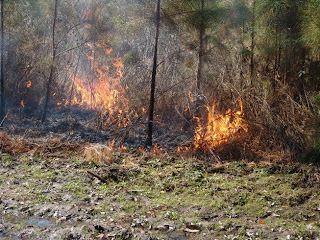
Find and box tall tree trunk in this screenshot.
[284,5,289,85]
[0,0,4,125]
[146,0,161,148]
[196,0,204,111]
[41,0,58,122]
[250,0,255,86]
[240,15,245,80]
[273,30,278,92]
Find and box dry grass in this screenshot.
[83,144,114,165]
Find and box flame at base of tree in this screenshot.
[178,99,248,152]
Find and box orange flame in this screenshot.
[20,100,25,108]
[67,40,134,127]
[193,99,248,150]
[26,81,32,88]
[152,143,163,155]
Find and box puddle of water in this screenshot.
[0,214,56,239]
[0,214,56,229]
[26,218,56,228]
[169,233,187,240]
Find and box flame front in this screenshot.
[193,99,248,150]
[69,58,125,113]
[20,100,25,108]
[68,41,133,127]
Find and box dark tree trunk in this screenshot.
[146,0,161,148]
[42,0,58,122]
[250,0,255,86]
[273,30,278,92]
[196,0,204,112]
[0,0,4,125]
[240,14,245,82]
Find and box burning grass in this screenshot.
[177,99,248,156]
[193,99,248,151]
[66,41,138,128]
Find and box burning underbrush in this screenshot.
[65,41,141,129]
[3,83,311,164]
[1,97,252,163]
[4,38,310,163]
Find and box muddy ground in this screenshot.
[0,150,320,240]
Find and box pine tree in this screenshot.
[164,0,224,105]
[301,0,320,58]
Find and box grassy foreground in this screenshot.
[0,151,319,240]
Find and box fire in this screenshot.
[20,100,25,108]
[26,81,31,88]
[68,40,134,127]
[193,99,248,150]
[152,143,163,155]
[177,146,191,152]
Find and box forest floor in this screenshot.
[0,151,320,240]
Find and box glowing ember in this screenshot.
[26,81,32,88]
[193,99,248,150]
[20,100,25,108]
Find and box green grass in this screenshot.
[1,151,320,239]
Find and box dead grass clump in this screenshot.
[29,139,82,158]
[240,84,310,161]
[1,131,83,158]
[83,144,113,165]
[0,131,30,155]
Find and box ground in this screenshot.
[0,151,319,240]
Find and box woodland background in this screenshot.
[1,0,320,161]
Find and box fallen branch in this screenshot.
[204,141,221,164]
[87,170,107,183]
[0,110,11,127]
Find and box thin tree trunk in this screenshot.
[284,6,289,85]
[0,0,4,125]
[196,0,205,112]
[240,6,245,88]
[42,0,58,122]
[250,0,255,86]
[273,30,278,92]
[240,17,245,79]
[146,0,161,148]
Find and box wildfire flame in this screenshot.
[152,143,163,155]
[193,99,248,150]
[20,100,25,108]
[69,58,125,112]
[177,99,248,152]
[26,81,32,88]
[68,41,134,127]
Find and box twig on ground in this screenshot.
[0,110,11,127]
[87,170,107,183]
[204,141,221,164]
